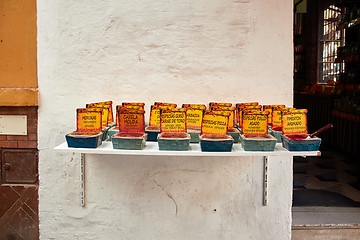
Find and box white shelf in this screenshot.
[54,141,320,157]
[55,141,320,207]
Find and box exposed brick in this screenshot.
[27,119,38,128]
[0,135,6,141]
[0,141,18,148]
[17,141,37,149]
[28,133,37,141]
[6,135,29,141]
[27,126,37,133]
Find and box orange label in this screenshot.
[154,102,177,108]
[236,102,259,108]
[242,112,268,136]
[186,108,204,129]
[87,102,113,123]
[160,109,186,133]
[236,105,261,127]
[182,104,206,110]
[86,107,109,127]
[263,109,272,125]
[282,110,308,135]
[149,106,162,127]
[209,102,232,108]
[272,109,283,129]
[201,113,229,135]
[76,109,102,132]
[122,102,145,110]
[118,109,145,133]
[211,109,235,129]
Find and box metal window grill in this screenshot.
[318,5,344,83]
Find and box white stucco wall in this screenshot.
[37,0,293,239]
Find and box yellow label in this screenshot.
[154,102,177,108]
[122,102,145,110]
[236,102,259,108]
[242,113,268,135]
[264,109,272,125]
[282,111,308,135]
[122,105,142,110]
[186,108,204,129]
[236,106,261,127]
[212,109,234,129]
[149,106,161,127]
[272,109,283,129]
[209,102,232,108]
[77,109,102,132]
[160,110,186,133]
[201,113,228,135]
[86,107,109,127]
[182,104,206,110]
[87,103,113,123]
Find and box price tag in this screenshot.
[160,109,186,133]
[236,105,261,127]
[118,109,145,133]
[201,112,229,135]
[87,102,114,123]
[86,107,109,127]
[116,106,134,126]
[149,106,161,127]
[271,108,283,129]
[76,108,102,132]
[209,102,232,108]
[154,102,177,108]
[236,102,259,108]
[186,108,204,129]
[182,104,206,110]
[122,102,145,110]
[282,109,308,135]
[242,112,268,136]
[211,108,235,129]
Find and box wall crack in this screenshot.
[153,179,178,216]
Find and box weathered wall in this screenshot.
[37,0,293,239]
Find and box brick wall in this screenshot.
[0,107,38,149]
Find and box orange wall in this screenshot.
[0,0,37,106]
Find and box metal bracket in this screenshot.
[80,153,85,207]
[263,156,269,206]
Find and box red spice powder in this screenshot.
[114,132,145,138]
[160,132,189,138]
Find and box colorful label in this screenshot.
[182,104,206,110]
[282,110,308,135]
[86,102,113,123]
[149,106,162,127]
[118,109,145,133]
[154,102,177,108]
[211,108,235,129]
[160,109,186,133]
[86,107,109,127]
[122,102,145,110]
[201,112,229,135]
[236,102,259,108]
[186,108,204,129]
[271,108,283,129]
[236,105,261,127]
[209,102,232,108]
[242,112,268,136]
[263,109,272,125]
[76,108,102,132]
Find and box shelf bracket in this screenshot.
[80,153,85,207]
[263,156,269,206]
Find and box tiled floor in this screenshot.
[293,150,360,207]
